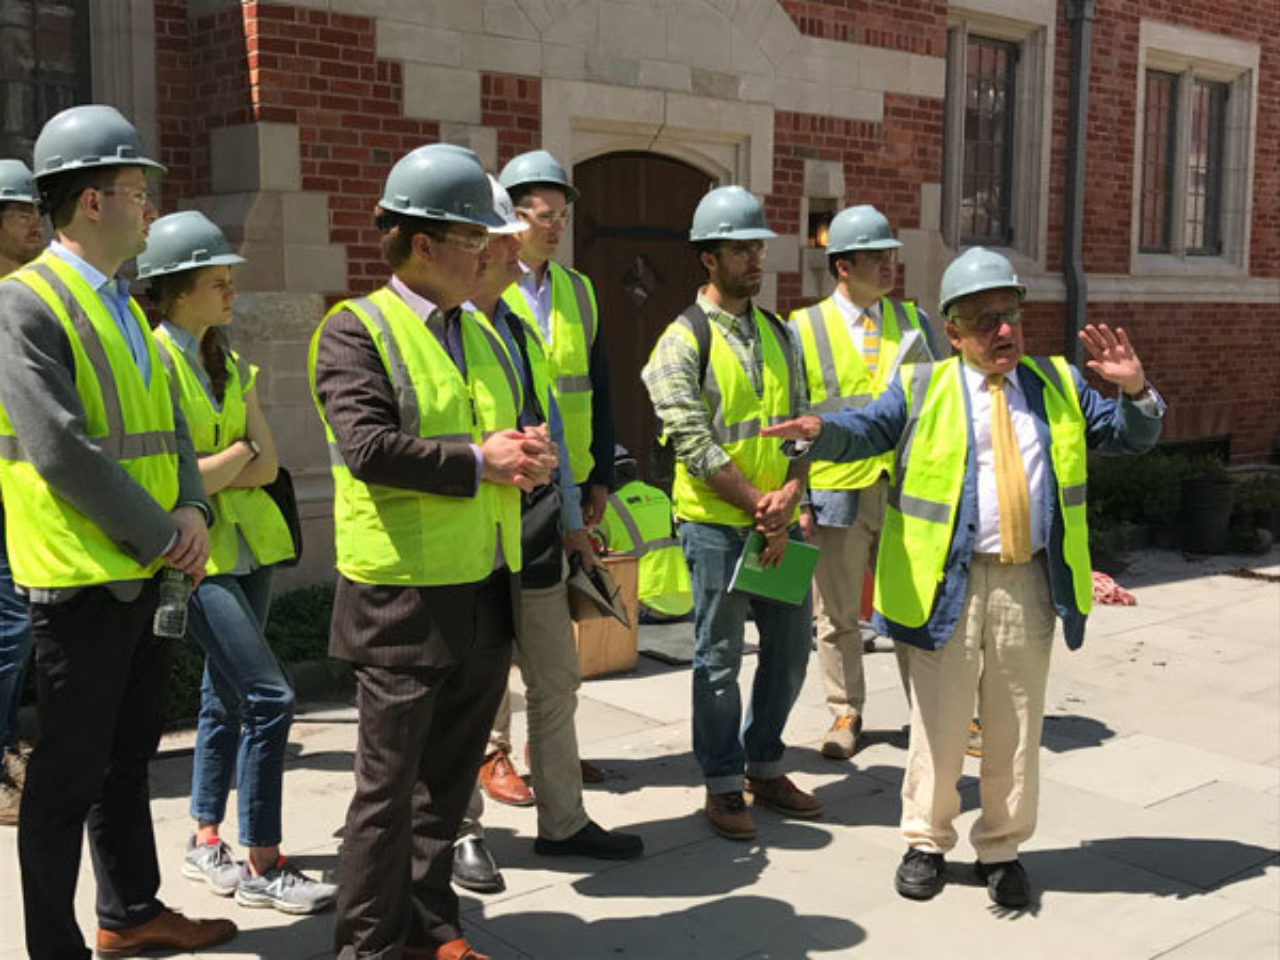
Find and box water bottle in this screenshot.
[153,566,192,639]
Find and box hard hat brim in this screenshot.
[487,219,530,236]
[0,192,38,206]
[689,226,778,242]
[940,279,1027,315]
[826,237,903,255]
[34,155,166,182]
[137,251,247,281]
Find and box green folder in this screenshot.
[728,531,819,606]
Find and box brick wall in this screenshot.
[782,0,947,56]
[768,96,945,317]
[482,73,542,170]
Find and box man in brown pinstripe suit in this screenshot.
[310,144,556,960]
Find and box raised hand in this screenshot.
[760,415,823,442]
[1078,323,1145,395]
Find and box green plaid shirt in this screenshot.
[641,290,808,480]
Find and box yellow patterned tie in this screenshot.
[986,373,1032,563]
[860,312,880,379]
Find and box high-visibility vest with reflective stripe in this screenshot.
[790,296,929,491]
[308,287,523,586]
[155,330,294,576]
[665,308,796,527]
[0,252,179,588]
[602,480,692,617]
[501,261,598,483]
[874,355,1092,628]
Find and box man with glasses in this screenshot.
[310,143,557,960]
[789,205,938,759]
[764,247,1164,910]
[642,186,819,842]
[0,159,42,829]
[0,105,231,958]
[474,150,614,808]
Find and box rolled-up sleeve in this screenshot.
[641,328,731,480]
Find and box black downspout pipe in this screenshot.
[1064,0,1095,366]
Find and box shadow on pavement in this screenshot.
[1040,713,1116,753]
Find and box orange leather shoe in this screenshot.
[96,908,236,957]
[477,749,533,806]
[435,938,491,960]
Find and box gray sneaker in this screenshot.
[235,858,337,915]
[181,836,240,896]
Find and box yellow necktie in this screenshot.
[860,313,880,379]
[986,373,1032,563]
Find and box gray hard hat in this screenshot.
[938,247,1026,315]
[32,104,164,182]
[0,160,37,206]
[498,149,580,204]
[486,174,530,236]
[379,143,503,228]
[689,186,776,243]
[826,205,902,255]
[138,210,245,281]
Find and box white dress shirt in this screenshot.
[515,261,554,345]
[960,361,1046,555]
[831,288,880,354]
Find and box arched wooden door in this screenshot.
[573,152,713,487]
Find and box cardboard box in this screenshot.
[573,554,639,678]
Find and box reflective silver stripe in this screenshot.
[0,435,24,460]
[29,262,125,460]
[472,319,521,414]
[120,431,178,458]
[562,267,595,354]
[327,443,346,468]
[804,304,844,405]
[352,296,420,437]
[1061,482,1087,508]
[889,362,937,507]
[607,493,677,558]
[898,492,951,524]
[556,373,592,394]
[234,353,251,389]
[1030,355,1065,397]
[812,393,873,414]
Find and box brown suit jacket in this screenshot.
[312,302,520,669]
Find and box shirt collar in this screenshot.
[389,274,443,326]
[48,240,130,299]
[832,289,880,323]
[159,320,199,354]
[696,288,753,333]
[518,260,551,293]
[961,358,1023,395]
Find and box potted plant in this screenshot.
[1180,456,1235,554]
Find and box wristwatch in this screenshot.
[244,439,262,458]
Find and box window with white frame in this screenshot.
[942,10,1052,264]
[1133,23,1258,271]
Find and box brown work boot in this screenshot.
[705,790,755,841]
[820,715,862,759]
[745,775,823,819]
[477,750,534,806]
[0,773,19,827]
[96,908,236,957]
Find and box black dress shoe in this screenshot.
[452,838,505,893]
[975,859,1030,908]
[533,820,644,860]
[894,848,946,900]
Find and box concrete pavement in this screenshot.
[1,547,1277,959]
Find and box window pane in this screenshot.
[1139,71,1177,252]
[0,0,89,161]
[1186,79,1226,255]
[960,36,1016,245]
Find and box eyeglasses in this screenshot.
[438,231,490,255]
[955,308,1022,335]
[100,186,156,208]
[517,208,571,227]
[721,241,766,262]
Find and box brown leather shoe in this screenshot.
[579,758,607,783]
[820,715,862,759]
[745,775,823,819]
[434,938,491,960]
[96,908,236,957]
[478,750,534,806]
[705,790,755,841]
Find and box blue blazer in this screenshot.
[806,358,1163,652]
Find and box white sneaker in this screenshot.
[181,836,240,896]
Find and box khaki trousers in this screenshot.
[471,576,589,842]
[900,554,1055,863]
[812,477,909,719]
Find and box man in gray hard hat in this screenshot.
[764,246,1164,911]
[0,158,41,829]
[310,143,556,960]
[0,105,229,959]
[643,186,820,843]
[789,204,939,759]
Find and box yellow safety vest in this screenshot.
[874,356,1093,627]
[790,296,929,490]
[602,480,692,617]
[663,307,796,527]
[0,252,179,588]
[309,287,524,586]
[155,329,294,575]
[501,262,598,483]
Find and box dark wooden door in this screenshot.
[573,152,712,486]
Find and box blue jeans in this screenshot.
[188,567,295,847]
[680,521,812,794]
[0,504,34,753]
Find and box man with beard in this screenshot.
[642,186,819,842]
